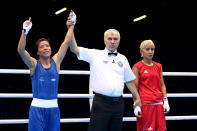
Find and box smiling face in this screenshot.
[104,29,120,52]
[36,39,52,59]
[140,40,155,60]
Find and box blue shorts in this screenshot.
[28,106,60,131]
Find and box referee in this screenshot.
[67,11,141,131]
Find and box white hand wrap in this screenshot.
[163,97,170,112]
[71,11,77,25]
[134,106,141,116]
[22,20,32,35]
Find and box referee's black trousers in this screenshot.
[88,93,124,131]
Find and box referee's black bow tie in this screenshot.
[108,52,117,56]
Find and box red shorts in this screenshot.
[137,104,166,131]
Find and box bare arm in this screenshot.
[52,25,74,72]
[66,11,79,56]
[17,19,36,75]
[70,32,79,56]
[161,68,167,98]
[126,80,141,107]
[131,66,140,101]
[161,67,170,113]
[129,66,142,117]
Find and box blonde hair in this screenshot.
[104,29,120,40]
[140,40,155,50]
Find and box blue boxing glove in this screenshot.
[22,18,32,35]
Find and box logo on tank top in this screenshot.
[51,78,56,82]
[147,126,153,130]
[144,70,149,73]
[39,77,44,81]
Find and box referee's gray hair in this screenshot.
[104,29,120,39]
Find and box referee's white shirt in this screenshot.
[77,47,136,97]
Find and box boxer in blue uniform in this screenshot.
[17,11,76,131]
[28,58,60,131]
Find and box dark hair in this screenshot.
[35,38,50,52]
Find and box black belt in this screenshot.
[94,93,122,102]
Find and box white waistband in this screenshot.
[143,102,163,105]
[31,98,58,108]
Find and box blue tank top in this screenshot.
[31,59,59,99]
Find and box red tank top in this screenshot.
[134,61,163,104]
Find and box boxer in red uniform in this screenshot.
[132,40,170,131]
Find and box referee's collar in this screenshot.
[104,48,118,55]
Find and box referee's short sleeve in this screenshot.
[77,47,92,63]
[124,58,136,82]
